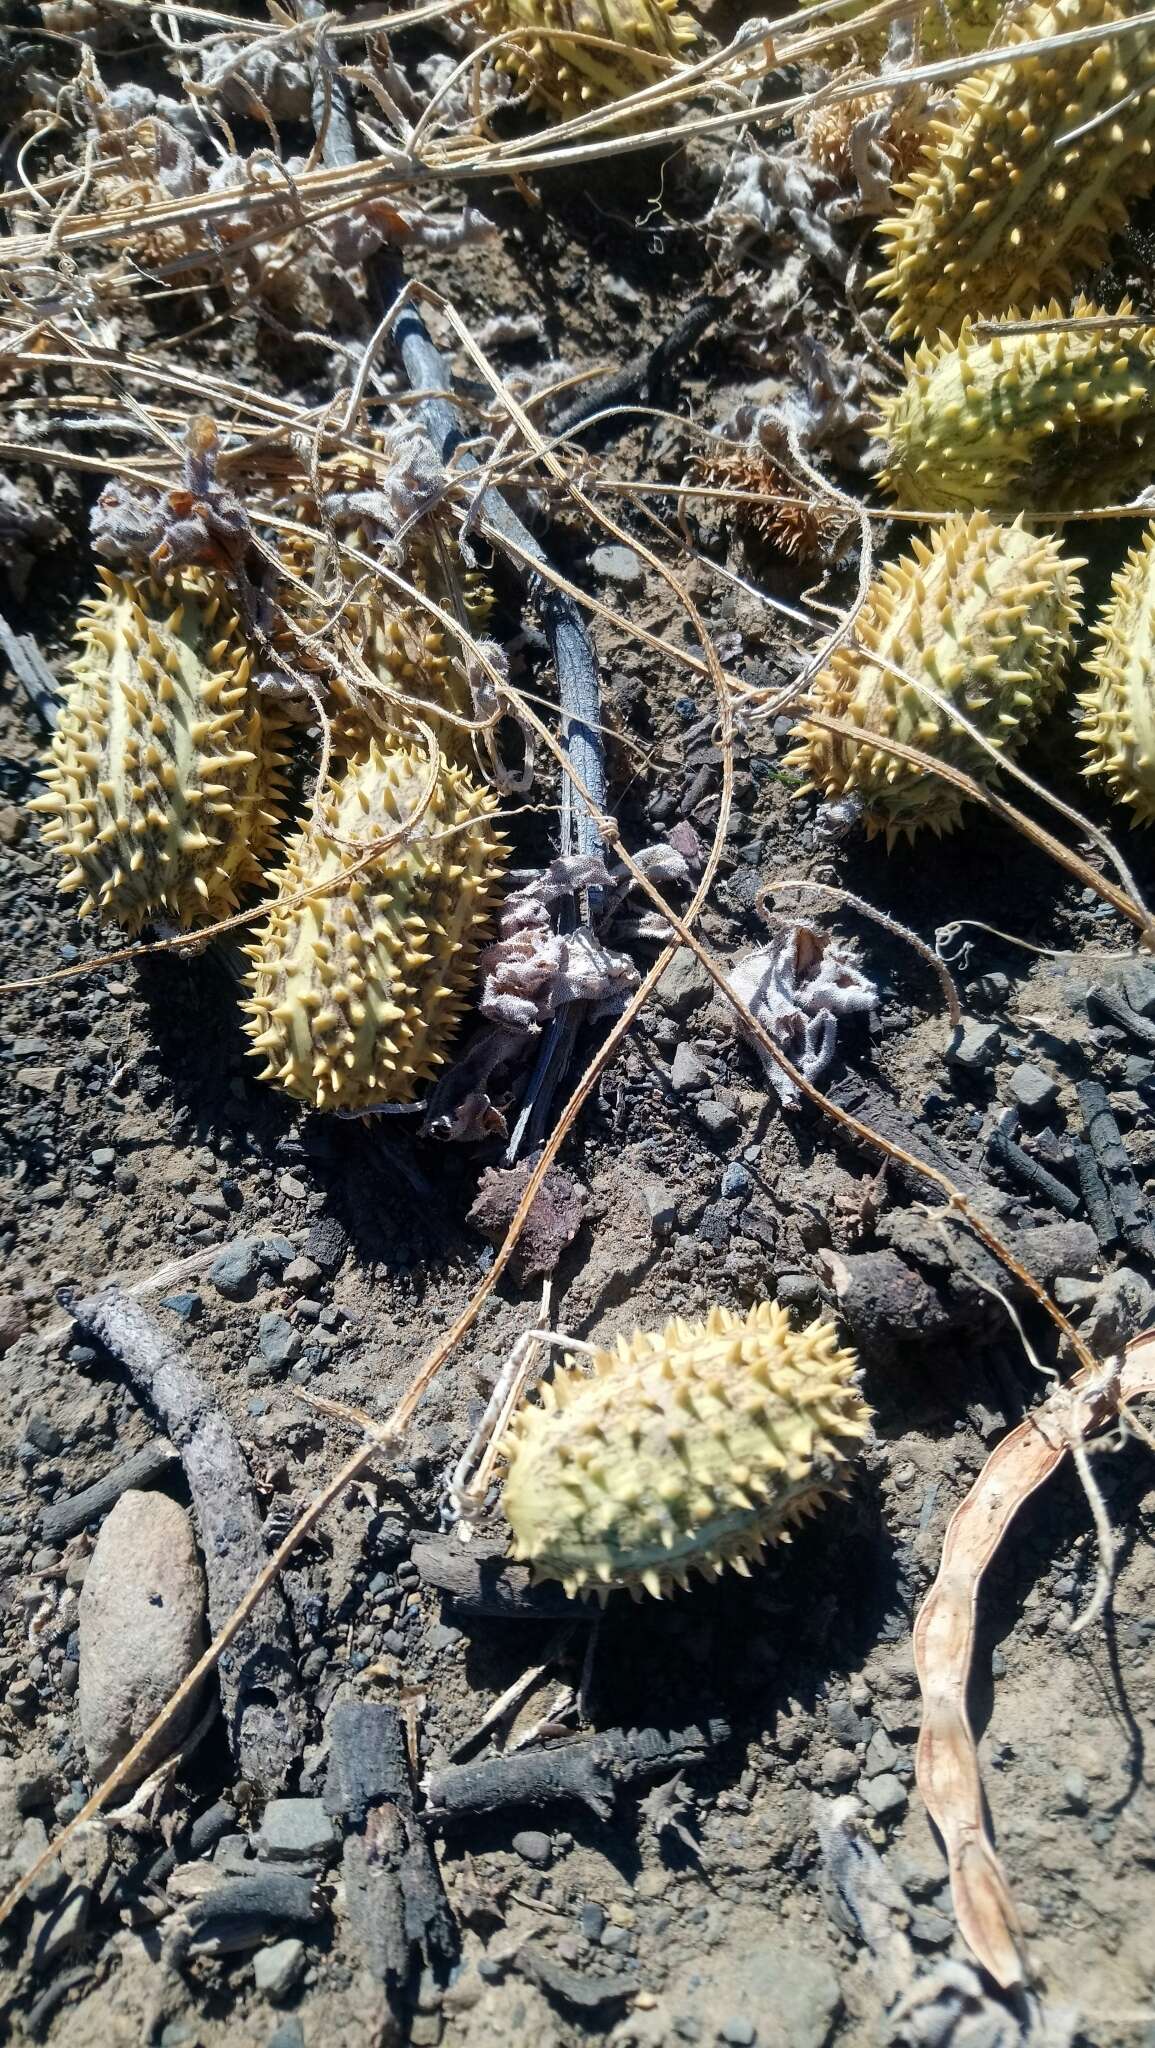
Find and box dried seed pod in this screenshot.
[871,0,1155,341]
[876,300,1155,515]
[798,83,938,191]
[472,0,698,120]
[687,446,847,562]
[242,737,506,1110]
[784,512,1083,845]
[501,1302,869,1600]
[31,566,287,933]
[1078,522,1155,822]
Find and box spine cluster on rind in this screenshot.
[1078,521,1155,824]
[500,1302,869,1600]
[871,0,1155,341]
[241,736,506,1111]
[31,566,287,933]
[875,299,1155,516]
[784,512,1083,845]
[472,0,697,121]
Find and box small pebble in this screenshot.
[209,1241,262,1301]
[1008,1065,1058,1116]
[862,1772,908,1819]
[511,1829,552,1869]
[253,1937,306,2001]
[947,1020,1002,1074]
[590,543,644,591]
[718,2022,757,2047]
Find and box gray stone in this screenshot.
[862,1728,899,1777]
[1008,1064,1058,1115]
[254,1798,338,1864]
[775,1272,820,1315]
[512,1829,552,1868]
[1122,961,1155,1018]
[254,1937,306,2001]
[671,1044,708,1094]
[305,1216,349,1274]
[78,1491,206,1787]
[209,1240,262,1301]
[719,2024,757,2048]
[642,1183,678,1236]
[695,1098,739,1143]
[282,1257,322,1289]
[24,1415,62,1456]
[721,1163,751,1199]
[1082,1267,1155,1354]
[948,1020,1002,1073]
[590,543,644,590]
[258,1313,302,1369]
[862,1772,908,1819]
[908,1907,953,1947]
[656,953,713,1019]
[818,1747,857,1789]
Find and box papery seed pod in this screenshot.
[875,299,1155,514]
[784,511,1083,844]
[30,566,288,932]
[471,0,698,121]
[241,736,506,1110]
[500,1302,869,1600]
[871,0,1155,341]
[1078,521,1155,822]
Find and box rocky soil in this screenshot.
[1,10,1155,2048]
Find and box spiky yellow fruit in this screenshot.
[472,0,698,121]
[876,300,1155,515]
[30,566,287,933]
[797,0,1001,60]
[277,509,491,759]
[500,1302,869,1601]
[784,512,1082,844]
[871,0,1155,341]
[241,737,506,1111]
[1078,522,1155,823]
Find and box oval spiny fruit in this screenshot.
[1077,521,1155,822]
[31,566,287,933]
[783,512,1082,845]
[795,0,1002,61]
[471,0,698,121]
[871,0,1155,341]
[876,300,1155,515]
[500,1303,869,1600]
[242,736,506,1110]
[277,506,491,758]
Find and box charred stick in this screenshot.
[305,59,608,1152]
[62,1288,303,1795]
[0,607,57,733]
[184,1873,319,1954]
[39,1437,178,1546]
[986,1127,1081,1218]
[424,1718,729,1824]
[1073,1141,1119,1252]
[827,1073,1008,1209]
[324,1699,456,1984]
[411,1535,592,1620]
[1087,983,1155,1049]
[547,295,722,442]
[1076,1080,1155,1259]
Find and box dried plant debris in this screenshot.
[31,565,289,933]
[725,922,879,1102]
[876,299,1155,514]
[786,513,1083,842]
[709,146,850,281]
[242,736,507,1111]
[797,78,941,214]
[470,0,699,121]
[871,0,1155,339]
[1078,520,1155,822]
[686,442,846,561]
[501,1302,869,1599]
[0,474,62,598]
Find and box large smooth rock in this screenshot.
[78,1489,207,1786]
